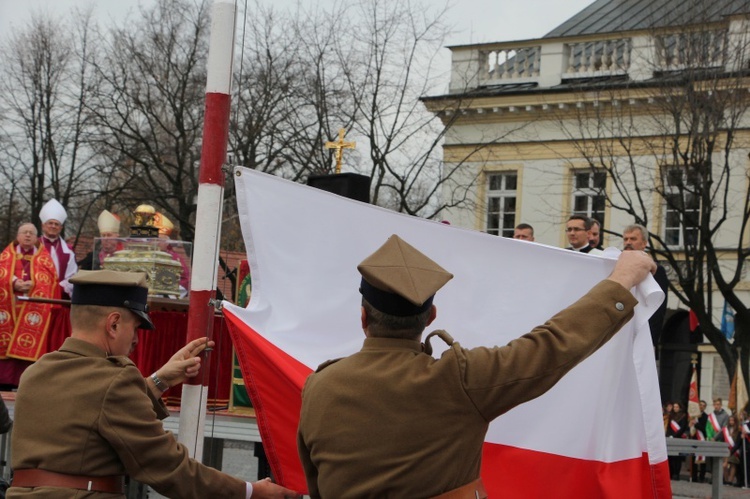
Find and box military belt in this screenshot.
[12,468,126,494]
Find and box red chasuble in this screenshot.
[0,243,58,361]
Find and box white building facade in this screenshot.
[423,0,750,406]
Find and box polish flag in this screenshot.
[222,168,671,498]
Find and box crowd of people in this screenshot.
[662,397,750,485]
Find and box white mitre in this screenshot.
[97,210,120,234]
[39,199,67,224]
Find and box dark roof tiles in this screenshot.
[545,0,750,38]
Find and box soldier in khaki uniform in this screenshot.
[9,270,301,499]
[297,234,655,498]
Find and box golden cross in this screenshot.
[325,128,356,174]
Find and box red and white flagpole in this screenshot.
[178,0,237,458]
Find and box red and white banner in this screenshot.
[695,429,705,462]
[669,420,683,436]
[723,427,735,449]
[688,366,700,418]
[223,168,671,498]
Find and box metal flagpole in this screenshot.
[177,0,237,459]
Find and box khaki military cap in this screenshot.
[70,270,154,330]
[358,235,453,316]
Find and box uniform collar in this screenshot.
[362,337,422,353]
[59,337,109,358]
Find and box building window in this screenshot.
[572,170,606,225]
[486,172,517,237]
[663,167,699,247]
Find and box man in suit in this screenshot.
[9,270,301,499]
[590,219,604,250]
[565,215,597,253]
[622,223,668,346]
[297,234,655,498]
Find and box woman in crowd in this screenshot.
[729,411,750,487]
[719,415,741,485]
[666,401,688,480]
[663,401,674,433]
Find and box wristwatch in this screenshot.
[150,373,169,393]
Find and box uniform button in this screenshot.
[615,302,625,311]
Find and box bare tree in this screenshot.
[556,8,750,384]
[0,0,515,254]
[332,0,457,218]
[0,10,98,241]
[86,0,210,241]
[229,0,499,221]
[229,3,355,180]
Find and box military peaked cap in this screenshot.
[358,234,453,316]
[70,270,155,330]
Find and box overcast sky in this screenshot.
[0,0,594,46]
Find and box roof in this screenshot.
[545,0,750,38]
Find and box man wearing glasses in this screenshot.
[565,215,596,253]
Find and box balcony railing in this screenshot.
[563,38,631,77]
[480,46,541,84]
[448,17,750,94]
[655,28,728,71]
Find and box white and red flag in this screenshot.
[723,426,736,450]
[688,365,701,418]
[222,168,671,498]
[709,412,722,435]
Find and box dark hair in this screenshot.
[567,215,592,230]
[362,299,432,340]
[515,223,534,234]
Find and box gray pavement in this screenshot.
[672,479,750,498]
[671,464,750,499]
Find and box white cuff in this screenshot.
[245,481,253,498]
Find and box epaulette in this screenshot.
[315,358,343,373]
[107,355,136,368]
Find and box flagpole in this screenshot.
[177,0,237,459]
